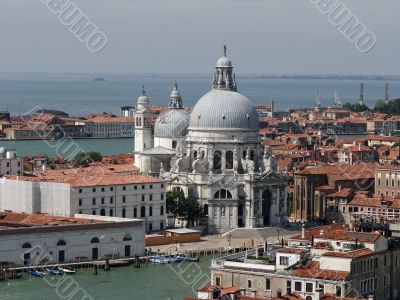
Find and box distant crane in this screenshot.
[334,90,342,107]
[359,83,364,105]
[314,91,321,111]
[385,82,389,103]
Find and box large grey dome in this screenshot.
[154,109,190,138]
[188,89,259,131]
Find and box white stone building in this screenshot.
[0,147,22,176]
[0,212,145,265]
[134,48,289,234]
[0,165,166,232]
[83,116,135,138]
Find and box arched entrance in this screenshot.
[262,190,272,226]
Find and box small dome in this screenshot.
[188,89,259,131]
[137,86,149,105]
[216,56,232,68]
[154,109,190,138]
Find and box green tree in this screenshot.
[342,102,369,112]
[374,98,400,115]
[73,151,103,167]
[166,190,203,227]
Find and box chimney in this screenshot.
[314,288,324,300]
[301,222,306,239]
[240,289,246,296]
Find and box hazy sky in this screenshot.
[0,0,399,75]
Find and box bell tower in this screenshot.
[134,86,154,173]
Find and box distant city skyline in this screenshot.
[1,0,399,75]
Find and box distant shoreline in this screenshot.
[0,72,399,82]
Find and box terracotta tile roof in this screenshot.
[348,194,400,209]
[368,135,400,142]
[315,185,336,191]
[6,164,163,187]
[277,248,304,254]
[295,163,377,180]
[292,261,349,281]
[85,116,134,123]
[0,212,102,226]
[322,248,373,259]
[327,188,353,198]
[290,224,382,243]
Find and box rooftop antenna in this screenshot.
[385,82,389,103]
[223,44,227,57]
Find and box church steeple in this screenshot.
[168,82,183,109]
[212,45,237,91]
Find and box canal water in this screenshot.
[0,259,211,300]
[0,138,134,158]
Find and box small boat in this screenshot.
[27,269,46,277]
[150,255,170,264]
[58,266,75,274]
[45,267,63,275]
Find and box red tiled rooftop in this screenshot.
[292,261,349,281]
[322,248,373,259]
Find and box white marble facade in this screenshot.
[134,48,288,233]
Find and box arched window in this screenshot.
[22,242,32,249]
[122,208,126,218]
[90,237,100,244]
[134,207,137,218]
[57,240,67,246]
[193,150,198,159]
[149,206,153,217]
[213,151,222,173]
[160,205,164,216]
[100,208,105,216]
[214,189,233,199]
[109,209,114,216]
[226,151,233,169]
[140,206,146,217]
[123,234,132,241]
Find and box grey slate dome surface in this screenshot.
[188,89,259,131]
[154,109,190,138]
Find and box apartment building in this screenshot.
[83,115,135,138]
[209,224,400,300]
[0,212,145,265]
[0,164,166,232]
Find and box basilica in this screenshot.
[134,48,288,234]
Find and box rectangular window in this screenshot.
[161,193,164,200]
[142,185,145,190]
[134,186,138,190]
[280,256,289,265]
[266,278,271,290]
[161,184,164,188]
[101,187,105,192]
[92,188,96,192]
[150,185,153,189]
[101,198,105,205]
[79,199,82,206]
[122,196,126,203]
[150,195,153,201]
[294,282,302,292]
[79,189,82,193]
[306,282,313,293]
[142,195,145,202]
[160,222,164,230]
[92,198,96,205]
[123,186,126,190]
[247,280,252,289]
[215,277,221,287]
[110,197,114,204]
[110,187,114,191]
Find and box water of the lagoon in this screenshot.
[0,259,211,300]
[1,73,400,157]
[1,73,400,116]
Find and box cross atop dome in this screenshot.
[212,46,237,91]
